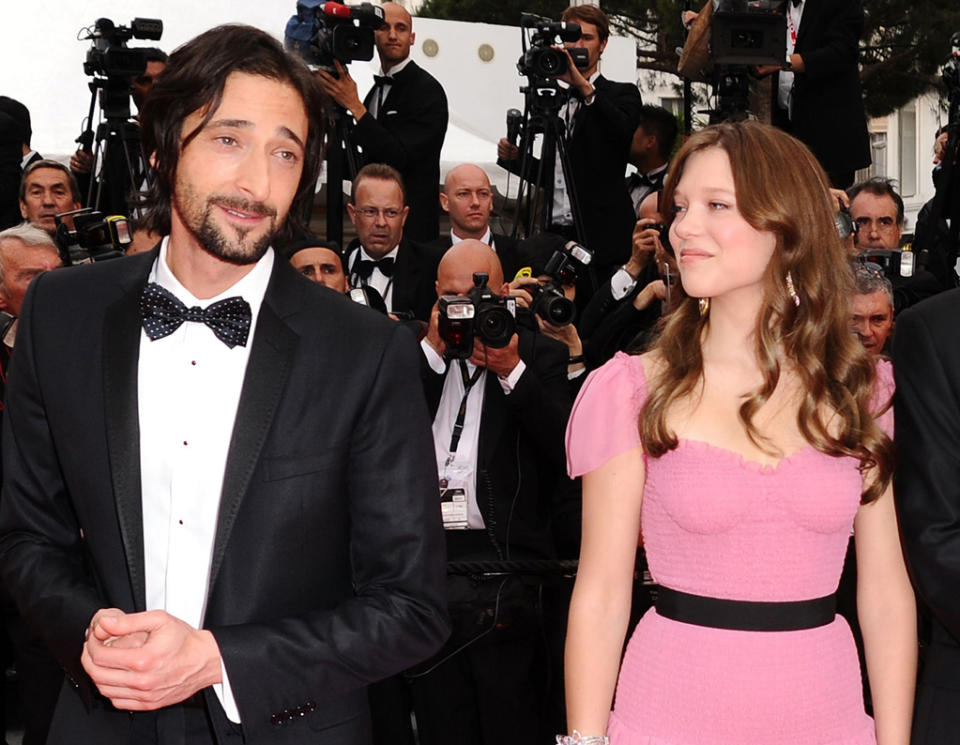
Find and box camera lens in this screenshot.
[477,306,515,348]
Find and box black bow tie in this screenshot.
[355,256,395,280]
[140,282,252,349]
[633,171,664,190]
[373,75,392,87]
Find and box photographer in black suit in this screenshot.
[317,2,447,243]
[412,239,571,745]
[497,5,643,286]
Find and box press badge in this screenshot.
[439,464,470,530]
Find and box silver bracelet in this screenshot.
[556,731,610,745]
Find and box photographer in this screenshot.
[317,2,448,243]
[497,5,643,286]
[755,0,870,188]
[579,191,674,366]
[18,160,82,237]
[414,239,571,745]
[287,237,349,292]
[848,177,947,312]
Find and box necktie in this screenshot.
[140,282,252,349]
[355,256,396,280]
[373,75,391,120]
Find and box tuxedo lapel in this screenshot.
[391,240,418,315]
[102,251,155,612]
[207,260,300,595]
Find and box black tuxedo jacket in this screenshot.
[0,250,449,744]
[355,61,448,244]
[348,237,442,321]
[425,232,522,284]
[775,0,870,179]
[498,76,643,278]
[422,328,571,559]
[893,288,960,742]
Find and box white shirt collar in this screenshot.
[20,151,37,170]
[450,227,493,247]
[358,243,399,263]
[380,57,414,78]
[151,236,274,312]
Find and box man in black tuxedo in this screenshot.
[317,2,448,243]
[894,289,960,744]
[0,25,448,745]
[428,163,521,281]
[0,97,41,171]
[758,0,870,188]
[497,4,643,286]
[624,105,677,217]
[412,239,571,745]
[346,162,441,321]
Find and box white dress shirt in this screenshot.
[368,56,414,119]
[552,71,601,227]
[348,244,399,310]
[778,1,805,117]
[451,227,494,250]
[138,238,273,723]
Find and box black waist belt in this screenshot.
[655,586,837,631]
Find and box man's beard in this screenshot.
[174,181,280,266]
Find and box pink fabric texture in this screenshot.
[566,352,893,745]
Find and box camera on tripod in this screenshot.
[285,0,385,70]
[528,240,593,327]
[438,273,517,359]
[517,14,589,79]
[83,18,163,80]
[54,208,131,266]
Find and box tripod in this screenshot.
[77,77,145,217]
[322,102,363,248]
[510,79,585,245]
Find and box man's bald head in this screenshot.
[376,3,415,68]
[639,190,663,223]
[382,2,413,27]
[440,164,494,240]
[436,239,504,297]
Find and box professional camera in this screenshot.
[83,18,163,80]
[711,1,786,67]
[285,0,385,70]
[54,208,131,265]
[527,240,593,327]
[516,14,589,79]
[438,273,517,359]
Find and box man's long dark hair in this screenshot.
[137,24,324,245]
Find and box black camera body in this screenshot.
[438,273,517,359]
[517,15,589,79]
[54,208,131,265]
[285,0,385,70]
[84,18,163,79]
[529,240,593,327]
[711,1,786,67]
[858,249,915,281]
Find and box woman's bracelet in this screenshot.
[556,732,609,745]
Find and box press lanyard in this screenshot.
[446,360,484,465]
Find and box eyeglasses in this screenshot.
[853,216,898,234]
[354,206,404,220]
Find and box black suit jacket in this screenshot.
[893,288,960,742]
[355,61,448,243]
[422,328,571,559]
[0,250,449,744]
[499,76,643,278]
[425,232,522,284]
[775,0,870,179]
[348,237,442,321]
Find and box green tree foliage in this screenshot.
[418,0,960,117]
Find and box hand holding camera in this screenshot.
[625,218,662,279]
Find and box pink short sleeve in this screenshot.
[872,358,894,438]
[566,352,649,477]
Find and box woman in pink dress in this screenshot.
[561,121,916,745]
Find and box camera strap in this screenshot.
[446,360,484,461]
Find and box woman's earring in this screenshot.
[785,272,800,307]
[698,297,710,316]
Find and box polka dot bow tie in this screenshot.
[140,282,252,349]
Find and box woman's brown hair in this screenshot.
[641,121,892,503]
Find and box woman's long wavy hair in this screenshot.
[641,121,892,503]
